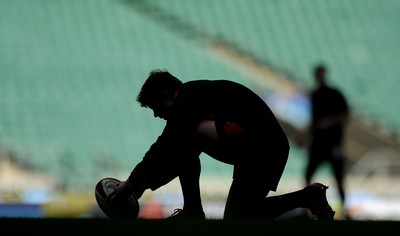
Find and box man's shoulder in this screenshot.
[184,79,236,84]
[316,86,344,96]
[183,79,243,89]
[329,87,346,99]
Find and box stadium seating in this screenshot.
[0,1,399,208]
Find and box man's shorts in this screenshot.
[216,121,290,192]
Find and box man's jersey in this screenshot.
[133,80,289,190]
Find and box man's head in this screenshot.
[136,69,182,119]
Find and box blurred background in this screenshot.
[0,0,399,220]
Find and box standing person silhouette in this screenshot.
[305,64,350,217]
[106,69,335,220]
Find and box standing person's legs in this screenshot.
[330,146,346,206]
[332,160,346,205]
[305,144,324,185]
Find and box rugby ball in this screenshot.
[95,177,140,219]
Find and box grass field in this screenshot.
[1,217,399,235]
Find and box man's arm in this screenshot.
[316,111,349,130]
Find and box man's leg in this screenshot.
[224,180,335,220]
[168,120,218,219]
[224,179,269,219]
[305,144,323,185]
[178,157,204,215]
[330,146,346,205]
[224,177,305,219]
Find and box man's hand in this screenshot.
[106,180,135,208]
[106,176,147,207]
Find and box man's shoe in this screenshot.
[168,208,206,219]
[303,183,335,220]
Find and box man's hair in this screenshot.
[315,64,326,74]
[136,69,183,108]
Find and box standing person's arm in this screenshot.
[317,90,350,129]
[315,111,349,130]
